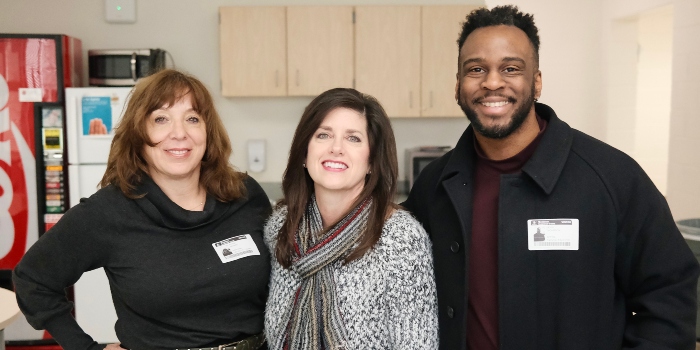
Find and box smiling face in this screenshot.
[143,93,207,184]
[456,25,542,139]
[306,107,371,201]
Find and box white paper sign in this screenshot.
[527,219,579,251]
[19,88,42,102]
[212,234,260,263]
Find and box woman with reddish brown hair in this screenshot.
[264,88,438,349]
[14,69,270,350]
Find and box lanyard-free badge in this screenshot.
[212,234,261,263]
[527,219,579,250]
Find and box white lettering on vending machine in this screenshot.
[0,72,39,266]
[0,74,14,259]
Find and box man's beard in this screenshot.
[457,84,536,139]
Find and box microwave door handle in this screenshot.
[130,52,137,82]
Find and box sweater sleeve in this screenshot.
[262,207,292,350]
[384,212,439,349]
[13,199,109,350]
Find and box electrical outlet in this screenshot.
[247,139,265,173]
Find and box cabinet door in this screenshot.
[355,6,421,117]
[421,5,478,117]
[220,7,287,96]
[287,6,354,96]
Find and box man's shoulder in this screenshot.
[568,128,645,177]
[536,105,644,179]
[561,127,664,211]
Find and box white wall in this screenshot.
[666,0,700,220]
[605,17,638,158]
[601,0,700,220]
[635,6,673,194]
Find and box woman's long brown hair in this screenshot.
[276,88,398,268]
[99,69,246,201]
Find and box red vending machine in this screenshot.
[0,33,83,346]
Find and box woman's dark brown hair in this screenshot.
[99,69,246,201]
[276,88,398,267]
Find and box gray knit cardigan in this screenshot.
[263,206,439,349]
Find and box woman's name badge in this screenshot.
[212,234,260,263]
[527,219,579,251]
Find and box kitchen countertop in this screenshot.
[0,287,21,330]
[0,287,20,350]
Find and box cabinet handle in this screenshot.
[296,69,300,87]
[275,70,279,87]
[409,91,413,109]
[430,91,434,108]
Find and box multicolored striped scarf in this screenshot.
[283,194,371,350]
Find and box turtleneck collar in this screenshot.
[134,176,230,230]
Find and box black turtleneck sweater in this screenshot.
[13,175,272,350]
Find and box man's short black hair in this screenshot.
[457,5,540,64]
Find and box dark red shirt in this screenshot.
[467,116,547,349]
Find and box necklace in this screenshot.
[184,188,206,211]
[186,202,204,211]
[186,201,204,211]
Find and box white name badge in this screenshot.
[212,234,260,263]
[527,219,579,251]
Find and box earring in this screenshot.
[303,163,306,168]
[367,170,371,175]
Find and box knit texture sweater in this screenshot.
[263,207,439,349]
[13,175,272,350]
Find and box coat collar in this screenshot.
[522,103,573,195]
[440,120,477,184]
[438,102,573,195]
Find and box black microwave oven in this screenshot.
[88,49,166,86]
[405,146,451,193]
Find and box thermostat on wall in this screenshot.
[105,0,136,23]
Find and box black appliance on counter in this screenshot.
[88,48,167,86]
[405,146,451,193]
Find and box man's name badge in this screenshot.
[212,234,260,263]
[527,219,579,251]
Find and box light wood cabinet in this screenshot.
[219,5,477,117]
[220,7,287,97]
[421,6,478,117]
[287,6,354,96]
[355,6,421,118]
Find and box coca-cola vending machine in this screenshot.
[0,33,83,346]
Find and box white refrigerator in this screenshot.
[65,87,132,344]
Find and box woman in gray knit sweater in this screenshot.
[264,88,439,349]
